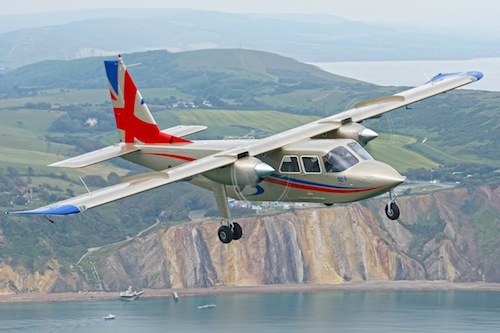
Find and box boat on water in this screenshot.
[197,303,216,309]
[119,286,144,301]
[104,314,116,320]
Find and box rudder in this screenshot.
[104,55,190,144]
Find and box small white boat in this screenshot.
[197,303,216,309]
[119,286,144,301]
[104,314,116,320]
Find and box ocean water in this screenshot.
[0,291,499,332]
[313,57,500,92]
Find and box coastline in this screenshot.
[1,280,500,304]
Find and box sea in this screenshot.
[312,57,500,92]
[1,291,499,332]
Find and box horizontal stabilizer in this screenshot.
[49,143,140,168]
[161,125,207,137]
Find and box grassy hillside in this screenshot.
[1,49,495,168]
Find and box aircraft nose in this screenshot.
[354,161,406,189]
[375,167,406,188]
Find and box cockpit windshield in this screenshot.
[347,141,373,160]
[323,146,359,172]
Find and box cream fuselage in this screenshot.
[122,138,405,205]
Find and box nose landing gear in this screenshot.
[385,190,400,220]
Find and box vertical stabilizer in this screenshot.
[104,55,190,144]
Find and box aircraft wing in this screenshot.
[145,71,482,166]
[333,71,483,123]
[6,154,236,215]
[239,71,483,157]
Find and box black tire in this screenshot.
[385,202,400,220]
[218,226,233,243]
[232,222,243,240]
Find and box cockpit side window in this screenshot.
[347,141,374,160]
[301,156,321,173]
[279,155,301,173]
[323,146,359,172]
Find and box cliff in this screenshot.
[96,185,499,291]
[1,184,499,294]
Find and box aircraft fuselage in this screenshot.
[123,138,405,205]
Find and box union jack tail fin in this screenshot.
[104,55,190,144]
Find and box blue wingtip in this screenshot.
[467,71,484,81]
[430,71,484,83]
[5,204,81,216]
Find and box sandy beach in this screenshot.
[1,281,500,304]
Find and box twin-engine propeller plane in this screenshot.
[6,55,483,243]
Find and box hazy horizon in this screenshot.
[1,0,498,31]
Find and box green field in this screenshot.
[0,103,440,174]
[366,134,439,171]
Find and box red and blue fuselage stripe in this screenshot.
[139,153,381,194]
[264,174,382,194]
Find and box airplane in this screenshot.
[6,55,483,243]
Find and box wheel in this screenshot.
[385,202,400,220]
[232,222,243,240]
[218,225,233,243]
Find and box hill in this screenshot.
[0,49,497,167]
[1,10,500,70]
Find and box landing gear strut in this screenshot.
[385,190,400,220]
[212,181,243,244]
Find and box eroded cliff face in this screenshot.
[100,205,427,291]
[97,185,499,290]
[0,260,87,295]
[1,185,499,293]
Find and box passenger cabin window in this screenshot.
[279,155,300,173]
[347,141,374,160]
[302,156,321,173]
[323,146,359,172]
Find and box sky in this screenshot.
[2,0,499,30]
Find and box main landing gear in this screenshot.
[218,220,243,244]
[211,181,244,244]
[385,189,400,220]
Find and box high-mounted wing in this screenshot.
[7,154,236,215]
[336,71,483,123]
[225,71,483,158]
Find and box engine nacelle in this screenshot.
[202,156,275,186]
[333,122,378,146]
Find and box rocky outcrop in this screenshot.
[0,260,87,295]
[96,185,499,290]
[1,185,499,293]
